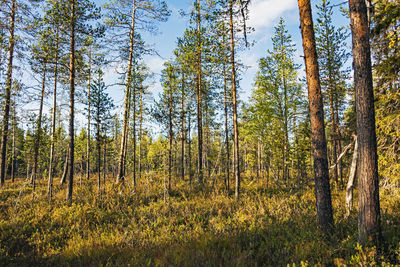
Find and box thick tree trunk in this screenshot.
[66,0,76,201]
[117,0,136,183]
[0,0,16,186]
[349,0,382,246]
[48,27,59,199]
[229,0,240,200]
[298,0,334,231]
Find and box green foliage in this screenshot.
[245,18,308,184]
[371,0,400,186]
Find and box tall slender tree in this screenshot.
[297,0,334,231]
[103,0,170,184]
[0,0,16,186]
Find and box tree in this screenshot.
[44,0,66,199]
[315,0,350,185]
[228,0,240,199]
[371,0,400,186]
[255,18,302,185]
[103,0,170,185]
[0,0,16,186]
[297,0,334,231]
[154,61,179,193]
[66,0,100,201]
[89,70,114,193]
[348,0,382,246]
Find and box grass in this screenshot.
[0,173,399,266]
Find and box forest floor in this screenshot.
[0,173,399,266]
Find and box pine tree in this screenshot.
[88,70,114,193]
[103,0,170,184]
[315,0,350,185]
[348,0,382,247]
[298,0,334,231]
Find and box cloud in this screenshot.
[145,55,166,75]
[247,0,298,34]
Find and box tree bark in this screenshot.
[298,0,334,231]
[66,0,76,201]
[0,0,16,186]
[349,0,382,247]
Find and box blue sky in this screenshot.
[96,0,350,135]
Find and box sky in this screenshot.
[100,0,302,134]
[95,0,350,135]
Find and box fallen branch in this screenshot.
[329,139,354,170]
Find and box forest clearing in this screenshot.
[0,0,399,265]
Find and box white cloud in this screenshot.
[145,55,166,75]
[247,0,298,33]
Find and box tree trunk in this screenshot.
[86,47,92,181]
[229,0,240,200]
[298,0,334,231]
[11,92,16,183]
[0,0,16,186]
[66,0,76,201]
[117,0,136,183]
[132,78,137,187]
[188,106,192,186]
[168,82,173,193]
[223,51,230,192]
[48,27,59,199]
[181,72,185,181]
[97,115,101,193]
[103,136,107,195]
[138,89,143,180]
[349,0,382,247]
[196,0,203,186]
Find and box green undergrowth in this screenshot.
[0,174,399,266]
